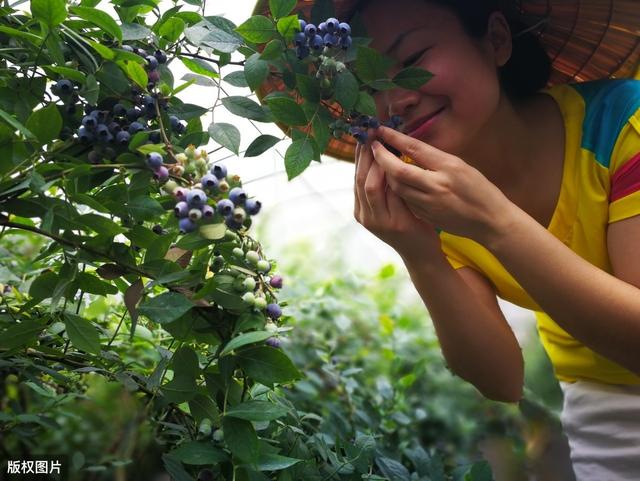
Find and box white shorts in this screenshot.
[559,380,640,481]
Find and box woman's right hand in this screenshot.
[354,130,443,261]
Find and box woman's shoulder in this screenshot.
[548,78,640,116]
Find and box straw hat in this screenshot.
[252,0,640,162]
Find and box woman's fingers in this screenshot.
[363,154,389,217]
[354,142,362,219]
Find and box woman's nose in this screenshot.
[386,88,421,118]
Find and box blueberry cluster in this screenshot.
[294,18,353,59]
[164,161,262,234]
[50,79,81,115]
[146,152,169,181]
[328,114,403,144]
[120,46,168,90]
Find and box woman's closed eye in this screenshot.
[401,47,431,68]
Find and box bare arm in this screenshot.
[402,253,524,403]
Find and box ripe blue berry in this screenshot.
[127,108,141,121]
[148,70,161,83]
[225,216,243,231]
[310,35,323,50]
[323,33,339,48]
[294,32,306,47]
[108,121,122,134]
[390,115,403,127]
[338,22,351,36]
[147,152,163,169]
[174,201,189,218]
[96,124,110,139]
[340,36,352,50]
[216,199,234,216]
[296,45,310,60]
[143,95,155,110]
[318,22,327,35]
[211,164,227,180]
[304,24,317,37]
[179,217,197,234]
[299,19,307,31]
[200,173,219,190]
[202,205,215,218]
[325,17,339,33]
[145,55,159,70]
[56,79,73,94]
[369,118,380,129]
[269,275,283,288]
[122,45,134,52]
[77,126,93,142]
[169,115,179,130]
[154,49,167,64]
[228,187,246,206]
[113,103,126,116]
[244,198,261,215]
[186,189,206,207]
[128,122,144,134]
[266,303,282,319]
[149,131,161,143]
[82,115,97,129]
[116,130,130,145]
[266,337,281,348]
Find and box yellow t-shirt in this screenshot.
[438,78,640,385]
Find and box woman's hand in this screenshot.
[370,126,517,244]
[354,129,443,262]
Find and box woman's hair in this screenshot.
[348,0,552,101]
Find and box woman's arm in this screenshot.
[484,206,640,376]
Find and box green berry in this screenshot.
[199,419,212,436]
[245,250,260,265]
[232,247,244,257]
[265,321,278,333]
[212,429,224,442]
[253,296,267,309]
[243,277,256,291]
[242,292,255,305]
[256,259,271,273]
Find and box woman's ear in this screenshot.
[486,11,513,67]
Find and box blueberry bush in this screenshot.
[0,0,533,479]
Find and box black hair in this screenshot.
[347,0,552,101]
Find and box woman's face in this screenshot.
[361,0,511,155]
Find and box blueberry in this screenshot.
[202,205,215,218]
[153,165,169,181]
[178,217,197,233]
[390,115,403,128]
[299,19,307,31]
[228,187,246,206]
[152,224,164,234]
[310,34,323,51]
[296,45,310,59]
[369,117,380,129]
[338,22,351,36]
[340,36,352,50]
[304,24,317,37]
[127,107,141,122]
[84,104,96,115]
[82,115,97,129]
[145,55,158,70]
[200,173,219,190]
[174,201,189,218]
[128,122,144,134]
[77,126,93,142]
[266,337,281,348]
[269,275,283,288]
[108,121,122,134]
[96,124,110,138]
[148,70,161,83]
[147,152,163,169]
[143,95,155,110]
[294,32,306,47]
[122,45,134,52]
[323,33,339,48]
[216,198,234,216]
[115,130,130,145]
[154,49,167,64]
[186,189,206,207]
[266,303,282,319]
[113,103,126,116]
[225,216,243,231]
[211,164,227,180]
[56,79,73,94]
[87,150,101,164]
[244,198,261,215]
[318,22,327,35]
[134,48,147,57]
[149,131,161,143]
[325,17,339,33]
[175,122,186,134]
[169,115,179,130]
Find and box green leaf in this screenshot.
[0,26,42,45]
[138,292,193,324]
[169,442,228,465]
[63,313,101,355]
[259,39,284,60]
[244,134,281,157]
[162,454,195,481]
[75,272,118,295]
[335,71,359,111]
[0,319,46,350]
[269,0,296,18]
[221,96,273,123]
[265,97,307,126]
[96,62,130,94]
[167,103,209,120]
[220,331,273,357]
[29,271,58,302]
[77,214,124,237]
[296,74,321,103]
[208,123,240,155]
[276,15,299,41]
[375,457,412,481]
[70,6,123,42]
[244,53,269,91]
[83,74,100,106]
[42,66,86,83]
[161,345,199,402]
[285,137,315,180]
[25,104,62,145]
[393,66,433,90]
[253,453,303,471]
[126,60,148,89]
[159,17,186,42]
[236,346,303,387]
[188,394,221,426]
[185,21,242,54]
[225,400,289,421]
[126,196,165,221]
[88,40,115,59]
[311,0,335,25]
[0,109,36,140]
[356,46,394,83]
[355,91,377,117]
[31,0,67,27]
[235,15,276,44]
[222,417,259,463]
[180,57,218,79]
[121,22,152,41]
[223,71,248,88]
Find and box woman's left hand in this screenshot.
[370,125,518,244]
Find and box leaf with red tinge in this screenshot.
[125,278,144,341]
[97,263,127,280]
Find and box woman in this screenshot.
[255,0,640,479]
